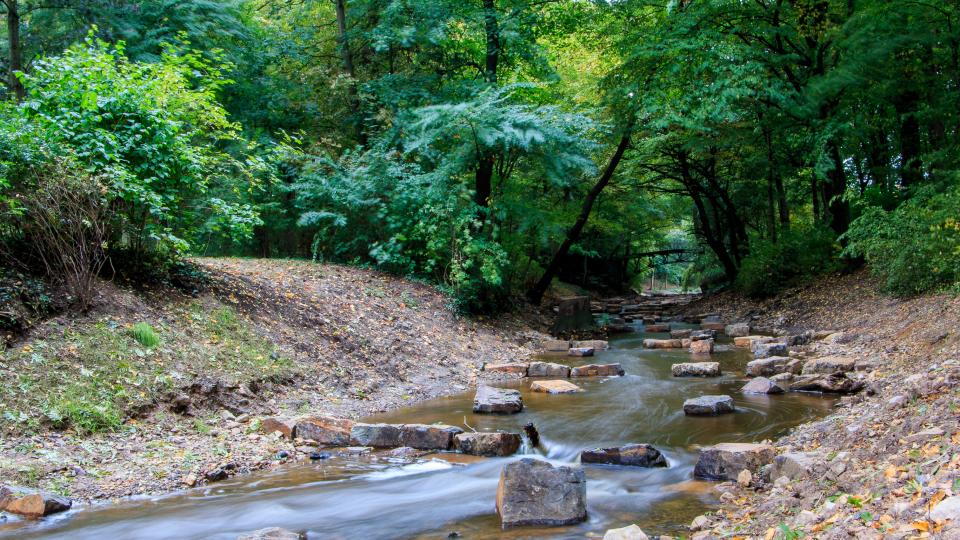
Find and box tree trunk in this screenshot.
[334,0,365,145]
[482,0,499,84]
[6,0,24,102]
[527,131,632,305]
[823,140,850,235]
[894,89,922,187]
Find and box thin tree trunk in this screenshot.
[824,140,850,235]
[334,0,365,145]
[6,0,24,102]
[474,0,500,215]
[527,131,632,305]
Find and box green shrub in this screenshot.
[844,184,960,296]
[129,322,160,347]
[44,387,124,434]
[736,225,840,297]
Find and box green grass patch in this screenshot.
[129,322,161,347]
[0,301,297,435]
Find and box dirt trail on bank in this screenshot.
[679,271,960,539]
[0,258,541,501]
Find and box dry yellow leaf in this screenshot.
[764,529,776,540]
[912,520,930,532]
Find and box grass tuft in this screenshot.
[129,322,160,347]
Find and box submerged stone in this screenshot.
[473,385,523,414]
[683,395,735,416]
[455,432,522,456]
[581,443,668,468]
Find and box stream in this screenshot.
[3,324,837,539]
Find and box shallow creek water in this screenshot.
[4,325,837,539]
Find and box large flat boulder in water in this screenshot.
[572,340,609,350]
[455,432,522,456]
[683,395,735,416]
[581,443,668,468]
[474,386,523,414]
[671,362,721,377]
[496,458,587,528]
[694,442,775,481]
[570,363,625,377]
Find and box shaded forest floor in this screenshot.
[0,258,542,500]
[679,271,960,539]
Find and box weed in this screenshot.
[129,322,160,347]
[777,523,804,539]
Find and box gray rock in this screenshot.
[473,386,523,414]
[693,442,775,481]
[752,342,788,359]
[455,432,522,456]
[746,356,801,377]
[581,443,668,467]
[672,362,721,377]
[496,458,587,528]
[670,328,692,339]
[801,356,856,375]
[789,373,865,394]
[572,340,609,350]
[399,424,463,450]
[568,347,595,357]
[527,361,571,378]
[350,423,402,447]
[683,395,735,416]
[931,496,960,521]
[689,338,714,354]
[725,323,751,337]
[690,329,716,341]
[237,528,305,540]
[741,377,785,394]
[542,339,570,352]
[570,363,625,377]
[766,452,818,481]
[0,490,72,518]
[603,524,649,540]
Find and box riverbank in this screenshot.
[0,258,541,502]
[677,271,960,539]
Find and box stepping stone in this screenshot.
[683,395,735,416]
[741,376,785,394]
[733,335,768,348]
[568,347,594,357]
[496,458,587,528]
[455,432,522,456]
[350,423,403,447]
[399,424,463,450]
[689,338,714,354]
[746,356,801,377]
[483,362,529,376]
[293,416,354,445]
[671,362,720,377]
[643,339,683,349]
[531,380,583,394]
[570,363,624,377]
[701,321,726,332]
[581,443,667,467]
[542,339,570,352]
[725,322,751,337]
[693,442,775,481]
[670,328,692,339]
[527,361,571,378]
[473,385,523,414]
[572,339,609,350]
[645,324,670,332]
[690,329,716,340]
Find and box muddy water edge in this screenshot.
[2,325,838,539]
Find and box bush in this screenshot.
[844,184,960,296]
[736,225,840,297]
[129,322,161,348]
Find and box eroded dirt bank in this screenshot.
[0,258,542,501]
[678,272,960,539]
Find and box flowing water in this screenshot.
[3,325,837,539]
